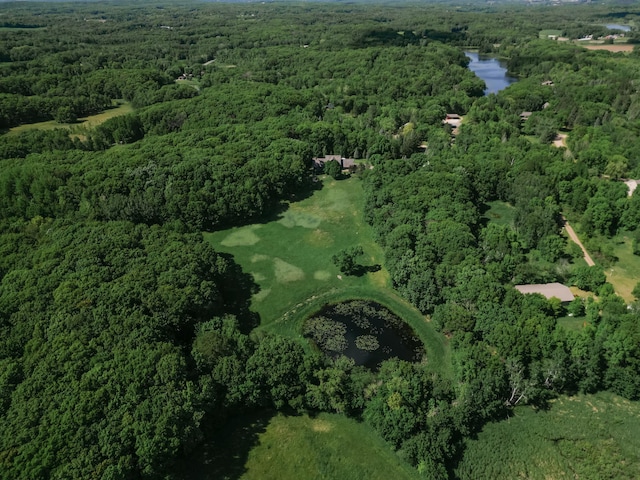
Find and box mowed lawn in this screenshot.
[185,412,420,480]
[205,176,451,377]
[455,392,640,480]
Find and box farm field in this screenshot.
[455,392,640,480]
[6,101,133,136]
[204,176,451,376]
[184,411,420,480]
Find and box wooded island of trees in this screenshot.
[1,1,640,479]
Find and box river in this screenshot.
[465,51,517,95]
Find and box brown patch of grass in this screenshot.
[310,419,333,433]
[582,44,634,52]
[305,229,333,247]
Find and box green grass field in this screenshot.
[603,233,640,302]
[482,200,516,227]
[184,411,420,480]
[557,314,589,332]
[205,176,451,377]
[455,392,640,480]
[6,101,133,136]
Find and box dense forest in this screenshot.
[1,1,640,479]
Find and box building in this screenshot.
[313,155,356,171]
[514,283,574,303]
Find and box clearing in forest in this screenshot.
[205,176,450,376]
[6,101,133,136]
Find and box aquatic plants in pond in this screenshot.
[303,300,424,369]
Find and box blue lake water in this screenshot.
[606,24,631,32]
[465,51,517,95]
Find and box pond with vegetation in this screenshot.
[303,300,424,369]
[465,51,517,95]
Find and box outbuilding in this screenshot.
[514,283,574,303]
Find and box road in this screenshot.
[562,216,595,266]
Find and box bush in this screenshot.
[572,265,606,292]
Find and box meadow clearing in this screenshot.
[6,100,133,136]
[204,175,451,376]
[602,233,640,302]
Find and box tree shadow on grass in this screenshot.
[178,409,276,480]
[249,176,325,227]
[351,263,382,277]
[217,252,261,333]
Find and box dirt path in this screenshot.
[562,216,595,266]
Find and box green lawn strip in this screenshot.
[603,233,640,302]
[6,100,133,136]
[186,411,420,480]
[455,392,640,480]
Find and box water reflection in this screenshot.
[465,51,517,95]
[303,300,424,370]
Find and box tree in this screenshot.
[572,265,607,292]
[332,246,364,276]
[324,159,342,179]
[54,105,77,124]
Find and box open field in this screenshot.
[455,392,640,480]
[603,234,640,302]
[205,176,451,376]
[184,411,420,480]
[6,101,133,136]
[582,44,634,52]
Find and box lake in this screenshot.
[465,51,517,95]
[606,24,631,32]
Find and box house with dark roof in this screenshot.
[313,155,356,171]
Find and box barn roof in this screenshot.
[514,283,574,302]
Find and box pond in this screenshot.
[465,51,517,95]
[606,24,631,32]
[303,300,424,370]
